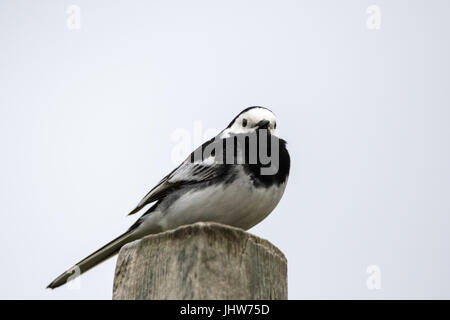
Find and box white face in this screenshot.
[221,107,280,138]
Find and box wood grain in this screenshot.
[113,222,287,300]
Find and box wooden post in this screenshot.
[113,222,287,300]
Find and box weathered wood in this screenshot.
[112,222,287,300]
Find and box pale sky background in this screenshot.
[1,0,450,299]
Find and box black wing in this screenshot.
[127,138,224,215]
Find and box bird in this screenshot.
[47,106,290,289]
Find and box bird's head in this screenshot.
[221,106,279,138]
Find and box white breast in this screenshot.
[138,173,287,233]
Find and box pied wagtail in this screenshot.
[48,106,290,289]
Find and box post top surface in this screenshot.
[120,222,287,263]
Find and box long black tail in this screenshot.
[47,231,136,289]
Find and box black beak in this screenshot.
[256,119,270,129]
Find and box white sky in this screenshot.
[1,0,450,299]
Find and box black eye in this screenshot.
[242,118,248,127]
[274,122,277,129]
